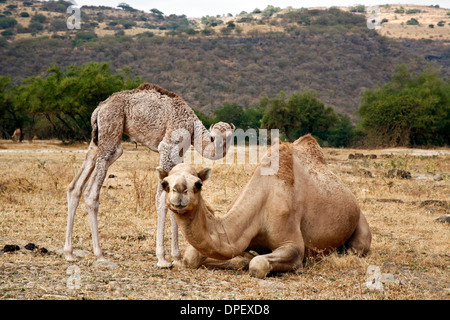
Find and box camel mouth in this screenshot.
[170,204,188,213]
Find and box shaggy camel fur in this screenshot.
[157,134,372,278]
[64,83,234,267]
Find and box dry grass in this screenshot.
[370,4,450,41]
[0,140,448,300]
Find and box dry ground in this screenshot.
[0,139,448,300]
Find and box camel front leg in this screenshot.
[170,210,182,265]
[155,183,172,268]
[249,244,304,279]
[183,245,253,270]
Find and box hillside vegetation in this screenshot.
[1,2,448,113]
[0,1,449,147]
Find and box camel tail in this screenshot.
[91,107,100,145]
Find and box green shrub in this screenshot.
[0,16,17,29]
[406,18,419,25]
[31,13,47,24]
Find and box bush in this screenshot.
[31,14,47,24]
[0,16,17,29]
[28,21,44,31]
[1,29,14,37]
[357,65,450,146]
[120,20,137,29]
[75,31,98,42]
[50,19,67,31]
[20,12,30,18]
[406,18,419,25]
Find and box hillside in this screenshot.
[0,1,449,115]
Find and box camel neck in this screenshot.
[176,184,266,260]
[192,120,221,160]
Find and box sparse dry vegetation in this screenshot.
[0,140,448,300]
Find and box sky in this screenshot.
[71,1,450,18]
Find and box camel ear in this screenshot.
[230,123,235,130]
[156,166,168,180]
[197,167,211,182]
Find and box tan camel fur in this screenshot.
[157,134,372,278]
[64,83,234,267]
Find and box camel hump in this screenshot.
[135,82,181,99]
[261,142,294,185]
[293,134,326,164]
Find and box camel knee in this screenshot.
[67,184,82,201]
[183,246,206,269]
[249,256,270,279]
[84,189,99,211]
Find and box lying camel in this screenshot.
[157,134,372,278]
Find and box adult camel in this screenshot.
[157,134,372,278]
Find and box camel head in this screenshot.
[156,163,211,215]
[207,122,235,159]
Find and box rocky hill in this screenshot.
[0,1,449,115]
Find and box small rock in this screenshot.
[37,247,48,254]
[256,279,284,290]
[365,265,403,291]
[25,243,37,251]
[92,260,119,269]
[380,273,400,285]
[435,214,450,224]
[73,249,92,257]
[2,244,20,252]
[386,169,411,179]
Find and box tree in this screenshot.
[214,103,244,128]
[213,103,263,130]
[13,62,142,142]
[261,90,338,142]
[118,3,136,12]
[357,65,450,146]
[326,113,355,147]
[0,75,31,140]
[150,8,164,19]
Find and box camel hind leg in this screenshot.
[343,212,372,256]
[64,142,98,261]
[84,144,123,261]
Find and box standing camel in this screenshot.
[157,134,372,278]
[11,128,22,142]
[64,83,234,267]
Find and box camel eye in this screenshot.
[210,136,215,143]
[161,180,168,190]
[183,189,188,194]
